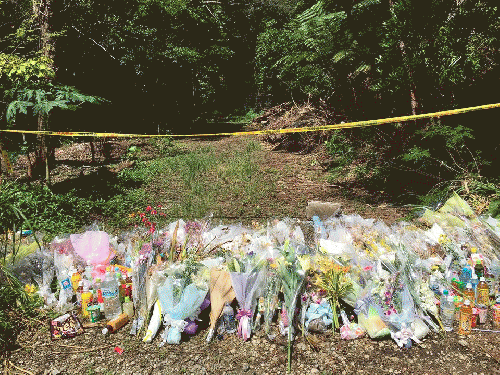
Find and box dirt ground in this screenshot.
[3,134,500,375]
[4,309,500,375]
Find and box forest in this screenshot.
[1,0,500,206]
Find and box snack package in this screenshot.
[50,313,84,340]
[356,304,390,339]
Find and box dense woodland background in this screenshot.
[1,0,500,207]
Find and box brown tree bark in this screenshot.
[399,40,418,116]
[32,0,54,186]
[389,0,419,116]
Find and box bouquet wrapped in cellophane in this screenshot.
[228,253,267,341]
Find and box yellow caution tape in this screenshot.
[1,102,500,138]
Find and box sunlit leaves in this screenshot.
[0,54,55,82]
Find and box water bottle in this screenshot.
[459,260,472,284]
[471,273,479,292]
[476,277,490,307]
[222,303,236,334]
[429,275,440,295]
[440,289,449,308]
[441,295,455,332]
[101,271,122,320]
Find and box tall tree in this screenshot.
[1,0,107,184]
[33,0,54,184]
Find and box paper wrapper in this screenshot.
[209,269,236,330]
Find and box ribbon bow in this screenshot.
[391,325,421,349]
[236,309,253,320]
[236,309,253,341]
[159,314,188,346]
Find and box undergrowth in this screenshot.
[325,118,500,215]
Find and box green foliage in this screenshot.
[125,145,141,161]
[224,108,264,124]
[0,184,46,350]
[0,54,54,81]
[374,0,499,112]
[5,83,108,123]
[255,0,386,102]
[325,115,499,209]
[0,264,45,351]
[488,199,500,219]
[0,182,104,241]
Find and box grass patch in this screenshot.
[113,139,276,222]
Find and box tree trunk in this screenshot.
[33,0,54,186]
[388,0,419,116]
[399,40,418,116]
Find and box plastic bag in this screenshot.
[340,310,365,340]
[156,276,208,345]
[70,231,112,265]
[305,300,332,331]
[355,299,390,339]
[230,267,266,341]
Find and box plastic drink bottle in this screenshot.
[450,278,459,294]
[440,289,449,307]
[222,303,237,334]
[429,276,440,295]
[122,296,134,319]
[101,271,122,320]
[458,299,472,335]
[441,295,455,332]
[471,273,479,292]
[76,280,84,304]
[70,267,81,293]
[81,286,93,318]
[59,269,73,305]
[484,269,496,298]
[459,260,472,284]
[476,277,490,306]
[464,283,475,307]
[102,313,129,335]
[475,259,484,279]
[454,296,463,322]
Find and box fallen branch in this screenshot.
[8,361,35,375]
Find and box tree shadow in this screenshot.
[332,165,441,208]
[50,166,142,200]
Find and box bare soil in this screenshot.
[4,310,500,375]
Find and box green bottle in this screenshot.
[475,259,484,279]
